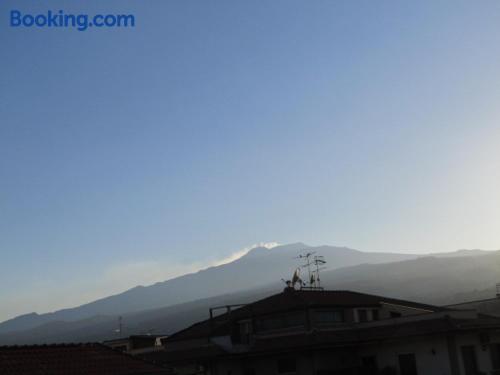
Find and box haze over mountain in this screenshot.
[0,243,421,332]
[0,243,496,344]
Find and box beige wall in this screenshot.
[197,331,500,375]
[358,336,451,375]
[454,331,500,375]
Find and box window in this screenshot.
[398,353,418,375]
[361,356,378,375]
[358,309,368,322]
[258,312,305,331]
[285,311,305,327]
[390,311,402,318]
[461,346,479,375]
[238,320,252,344]
[277,357,296,374]
[314,310,344,325]
[490,343,500,369]
[259,316,282,331]
[371,309,379,320]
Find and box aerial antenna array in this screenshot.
[312,255,327,288]
[283,250,327,290]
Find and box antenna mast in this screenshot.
[283,251,328,291]
[313,255,327,288]
[294,251,327,290]
[296,252,314,283]
[115,316,123,335]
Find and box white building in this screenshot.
[144,289,500,375]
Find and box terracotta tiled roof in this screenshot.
[0,343,169,375]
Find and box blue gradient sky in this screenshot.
[1,1,500,322]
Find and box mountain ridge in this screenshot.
[0,243,494,338]
[1,247,499,344]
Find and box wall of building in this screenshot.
[213,335,493,375]
[312,349,358,374]
[214,353,316,375]
[448,299,500,317]
[171,316,500,375]
[378,303,433,320]
[453,331,500,375]
[358,336,451,375]
[351,303,433,323]
[213,338,452,375]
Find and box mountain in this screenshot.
[0,287,277,345]
[318,251,500,304]
[0,243,422,334]
[0,243,497,344]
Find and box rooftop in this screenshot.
[0,343,169,375]
[166,289,447,342]
[145,312,500,364]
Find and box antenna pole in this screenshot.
[292,252,326,290]
[296,251,316,288]
[313,256,326,289]
[306,254,312,287]
[315,258,320,288]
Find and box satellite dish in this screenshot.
[291,268,302,288]
[285,252,327,290]
[292,268,299,282]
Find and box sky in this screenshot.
[1,1,500,322]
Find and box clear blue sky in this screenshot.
[1,1,500,322]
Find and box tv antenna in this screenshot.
[313,255,327,288]
[114,316,123,335]
[294,251,327,289]
[282,267,305,290]
[295,252,315,287]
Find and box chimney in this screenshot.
[496,283,500,298]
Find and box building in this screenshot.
[104,334,168,355]
[143,288,500,375]
[446,285,500,318]
[0,343,170,375]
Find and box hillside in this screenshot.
[0,243,421,334]
[1,247,499,344]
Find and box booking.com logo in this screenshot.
[10,10,135,31]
